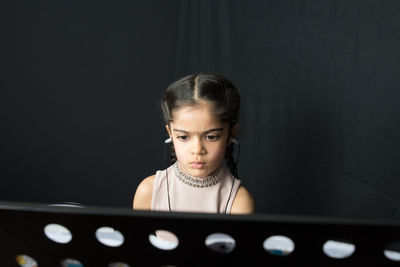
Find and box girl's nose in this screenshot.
[191,137,205,155]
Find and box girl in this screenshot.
[133,73,254,214]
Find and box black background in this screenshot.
[1,0,399,218]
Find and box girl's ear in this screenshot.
[165,124,172,137]
[229,123,239,145]
[165,125,173,143]
[230,123,239,138]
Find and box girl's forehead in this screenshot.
[171,102,225,130]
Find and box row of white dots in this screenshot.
[16,255,128,267]
[44,223,400,259]
[13,223,400,267]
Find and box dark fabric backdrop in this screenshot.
[1,0,399,218]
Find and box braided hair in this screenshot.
[161,73,241,177]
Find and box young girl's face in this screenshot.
[167,101,230,178]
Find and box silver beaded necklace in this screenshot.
[173,162,224,188]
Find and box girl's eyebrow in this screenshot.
[173,128,224,134]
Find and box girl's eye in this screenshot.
[206,135,219,141]
[177,135,189,141]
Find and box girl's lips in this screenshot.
[191,162,205,169]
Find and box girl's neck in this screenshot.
[174,162,224,188]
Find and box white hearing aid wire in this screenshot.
[230,138,239,144]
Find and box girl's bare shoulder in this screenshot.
[230,185,255,214]
[133,175,155,210]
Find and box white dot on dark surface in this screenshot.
[384,241,400,261]
[322,240,355,259]
[16,254,38,267]
[44,223,72,244]
[205,233,236,254]
[263,235,295,256]
[149,230,179,250]
[60,258,84,267]
[95,227,125,247]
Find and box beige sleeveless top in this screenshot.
[151,162,241,214]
